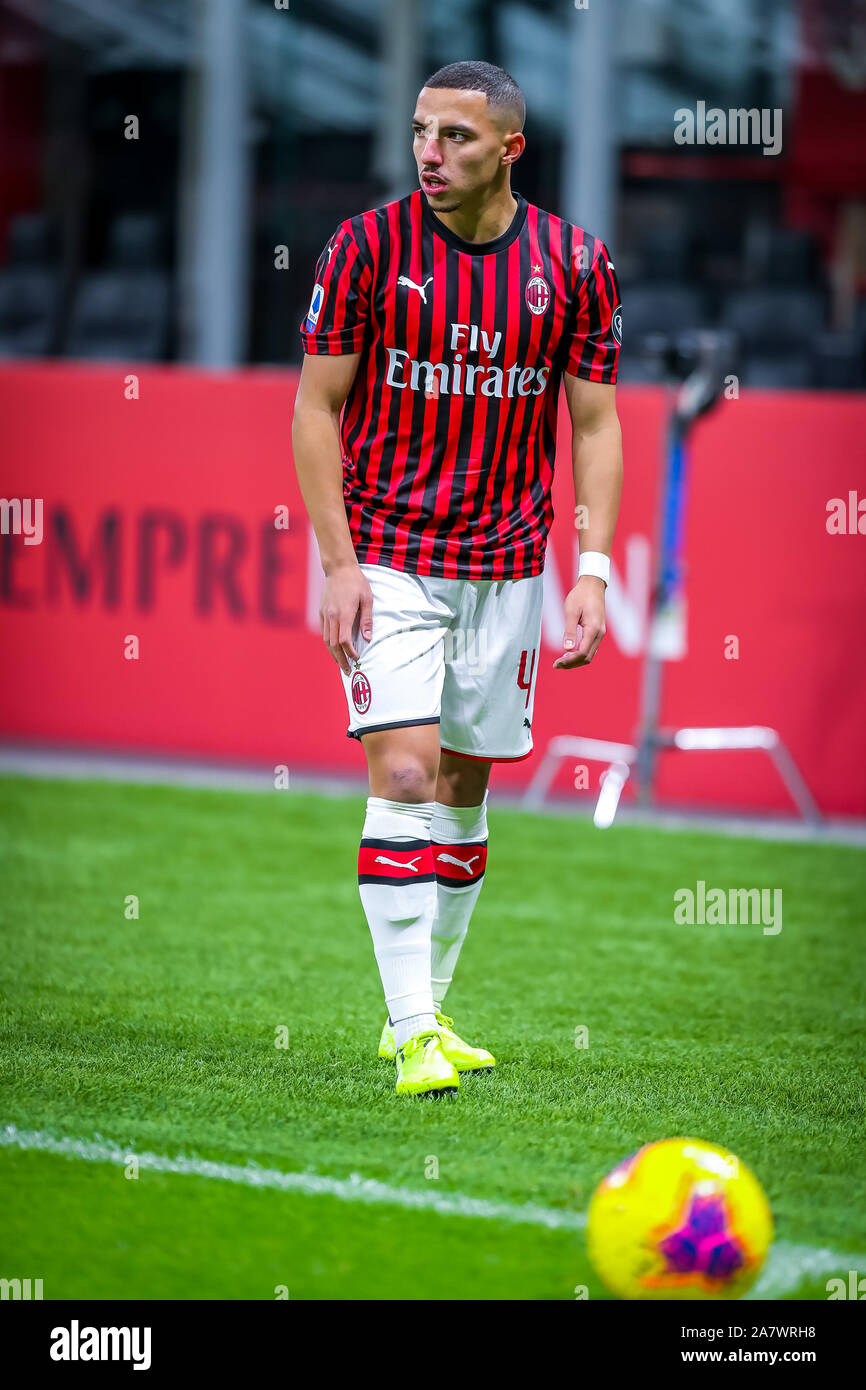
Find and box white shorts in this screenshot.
[340,563,544,762]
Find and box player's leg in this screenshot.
[362,722,439,803]
[415,749,497,1072]
[337,562,459,1094]
[429,751,491,1009]
[378,746,494,1069]
[358,723,458,1095]
[426,571,544,1066]
[436,750,492,807]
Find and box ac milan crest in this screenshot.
[351,669,372,713]
[525,269,550,316]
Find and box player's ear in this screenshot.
[502,132,525,165]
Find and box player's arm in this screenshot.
[292,352,373,675]
[555,373,622,670]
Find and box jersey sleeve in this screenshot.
[299,224,372,356]
[563,237,621,383]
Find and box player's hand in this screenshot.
[553,576,606,670]
[320,562,374,675]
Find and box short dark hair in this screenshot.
[421,61,525,131]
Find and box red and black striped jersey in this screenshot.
[300,190,621,579]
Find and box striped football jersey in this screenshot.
[300,190,621,579]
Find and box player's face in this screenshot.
[411,88,521,211]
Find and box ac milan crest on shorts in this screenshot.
[351,669,371,713]
[339,562,544,761]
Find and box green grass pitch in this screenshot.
[0,773,863,1300]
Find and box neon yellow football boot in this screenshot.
[380,1011,495,1073]
[394,1031,459,1097]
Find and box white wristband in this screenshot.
[578,551,610,586]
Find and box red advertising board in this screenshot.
[1,362,864,815]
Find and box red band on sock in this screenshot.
[358,840,436,883]
[431,840,487,885]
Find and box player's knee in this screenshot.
[377,760,437,803]
[438,759,491,806]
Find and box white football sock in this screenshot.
[430,792,488,1007]
[357,796,437,1050]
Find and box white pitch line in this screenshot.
[1,1125,858,1298]
[749,1241,862,1301]
[0,1125,584,1232]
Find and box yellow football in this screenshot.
[586,1137,774,1300]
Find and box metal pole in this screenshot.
[636,409,683,805]
[373,0,419,203]
[182,0,251,366]
[561,0,616,243]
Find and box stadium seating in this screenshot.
[811,331,864,390]
[64,214,171,361]
[745,226,818,286]
[720,286,825,388]
[0,214,61,358]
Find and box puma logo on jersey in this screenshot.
[398,274,434,304]
[436,852,480,874]
[375,854,423,872]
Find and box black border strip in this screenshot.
[360,837,431,851]
[358,872,437,885]
[347,717,440,741]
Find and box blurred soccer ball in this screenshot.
[586,1137,773,1300]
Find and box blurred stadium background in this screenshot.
[1,0,866,1309]
[1,0,864,821]
[1,0,866,380]
[1,0,865,380]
